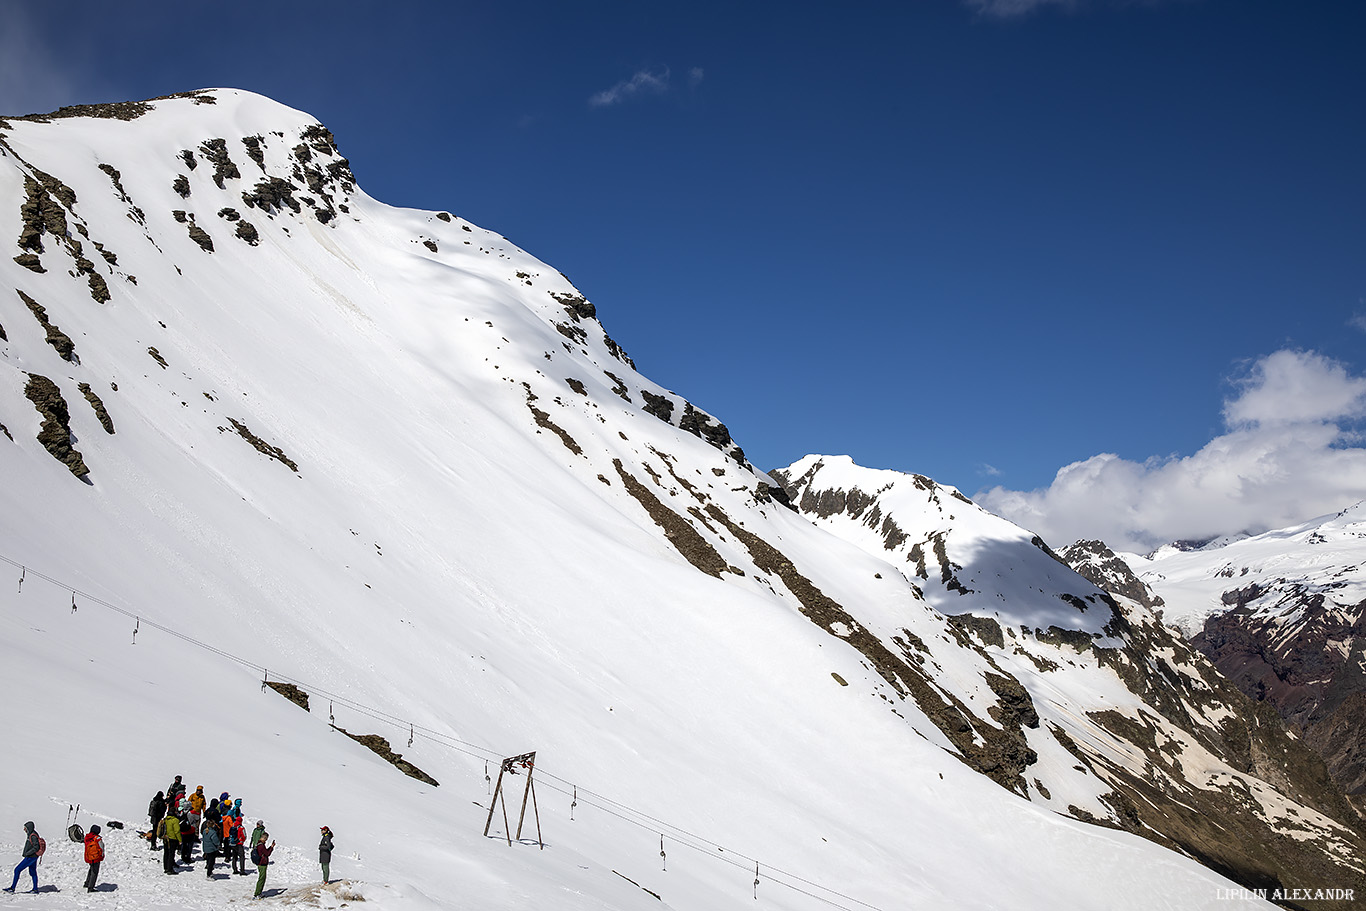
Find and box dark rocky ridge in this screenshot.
[199,138,241,189]
[79,383,115,434]
[23,374,89,478]
[18,290,77,362]
[1194,589,1366,804]
[1062,539,1166,614]
[330,727,439,787]
[780,458,1366,907]
[0,90,216,124]
[264,680,310,711]
[700,498,1041,794]
[226,419,299,473]
[523,384,583,456]
[1065,537,1366,811]
[11,154,114,302]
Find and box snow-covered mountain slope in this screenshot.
[774,455,1366,904]
[1119,504,1366,803]
[0,89,1342,911]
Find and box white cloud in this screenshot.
[962,0,1185,19]
[961,0,1080,18]
[1351,312,1366,334]
[979,463,1002,477]
[975,350,1366,552]
[589,67,671,108]
[688,67,705,88]
[1223,349,1366,427]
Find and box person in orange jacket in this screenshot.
[83,825,104,892]
[188,786,206,830]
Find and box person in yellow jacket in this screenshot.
[157,813,181,875]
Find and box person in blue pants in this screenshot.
[3,822,41,893]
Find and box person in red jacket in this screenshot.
[228,817,248,875]
[83,825,104,892]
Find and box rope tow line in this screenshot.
[0,549,888,911]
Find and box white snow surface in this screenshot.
[1120,502,1366,635]
[0,90,1275,909]
[778,455,1117,638]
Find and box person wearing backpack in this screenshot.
[83,824,104,892]
[157,812,181,874]
[206,797,222,829]
[179,808,197,866]
[201,817,222,878]
[229,817,248,875]
[318,826,334,884]
[250,824,275,899]
[3,821,43,893]
[167,776,186,805]
[148,791,167,850]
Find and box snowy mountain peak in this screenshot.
[774,453,1115,638]
[3,91,1365,909]
[778,454,1366,903]
[1059,538,1166,615]
[1117,505,1366,802]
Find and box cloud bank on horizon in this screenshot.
[976,349,1366,553]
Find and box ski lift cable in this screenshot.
[0,551,500,760]
[0,553,267,670]
[0,550,886,911]
[534,779,878,911]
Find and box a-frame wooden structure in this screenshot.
[482,751,543,849]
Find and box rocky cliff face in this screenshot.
[1117,506,1366,813]
[777,456,1366,907]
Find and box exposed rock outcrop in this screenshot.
[23,374,89,478]
[18,290,77,362]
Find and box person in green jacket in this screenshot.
[158,813,181,875]
[251,822,275,899]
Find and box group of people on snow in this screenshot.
[6,773,335,899]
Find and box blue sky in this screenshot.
[4,0,1364,546]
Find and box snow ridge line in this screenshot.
[0,550,888,911]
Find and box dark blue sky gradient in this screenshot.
[6,0,1363,492]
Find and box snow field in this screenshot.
[0,90,1280,910]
